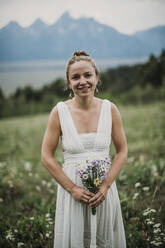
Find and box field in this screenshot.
[0,102,165,248]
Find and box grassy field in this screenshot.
[0,102,165,248]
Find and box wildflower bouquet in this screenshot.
[77,158,111,215]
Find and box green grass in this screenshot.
[0,102,165,247]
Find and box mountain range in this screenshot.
[0,11,165,61]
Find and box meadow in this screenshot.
[0,102,165,248]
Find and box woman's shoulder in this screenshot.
[100,98,120,116]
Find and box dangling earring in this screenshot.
[69,90,73,99]
[96,87,99,94]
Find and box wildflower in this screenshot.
[24,161,32,171]
[46,233,50,238]
[133,192,139,200]
[6,230,15,241]
[146,220,154,225]
[143,186,150,192]
[143,208,156,216]
[17,242,24,247]
[153,228,161,234]
[29,217,34,220]
[94,178,101,187]
[47,182,51,188]
[36,186,41,191]
[82,173,88,180]
[8,180,14,188]
[42,180,47,186]
[135,182,141,188]
[150,241,163,246]
[45,213,50,218]
[153,223,161,228]
[0,198,3,203]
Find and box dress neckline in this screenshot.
[63,99,105,136]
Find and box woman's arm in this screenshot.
[41,106,94,203]
[89,103,128,207]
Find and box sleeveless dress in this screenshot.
[54,99,126,248]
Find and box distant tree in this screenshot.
[23,86,35,102]
[0,87,5,118]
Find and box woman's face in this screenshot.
[68,60,98,98]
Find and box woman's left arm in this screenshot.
[89,103,128,208]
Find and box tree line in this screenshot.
[0,50,165,118]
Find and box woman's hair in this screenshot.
[66,50,100,84]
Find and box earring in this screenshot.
[69,90,73,99]
[96,87,99,94]
[69,92,72,99]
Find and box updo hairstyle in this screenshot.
[66,50,100,84]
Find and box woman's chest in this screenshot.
[71,110,100,134]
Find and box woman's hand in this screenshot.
[71,185,94,204]
[88,181,109,208]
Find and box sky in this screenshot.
[0,0,165,34]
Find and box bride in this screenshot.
[41,51,127,248]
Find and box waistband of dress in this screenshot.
[63,150,110,164]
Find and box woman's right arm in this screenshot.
[41,106,93,203]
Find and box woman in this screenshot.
[41,51,127,248]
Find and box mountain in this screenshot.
[133,25,165,55]
[0,11,164,61]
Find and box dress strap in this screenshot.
[57,102,84,153]
[94,99,112,150]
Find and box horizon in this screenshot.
[1,11,165,35]
[0,0,165,34]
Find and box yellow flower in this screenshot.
[94,178,101,187]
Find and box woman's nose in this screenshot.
[79,76,87,84]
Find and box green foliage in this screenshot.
[0,50,165,119]
[0,103,165,247]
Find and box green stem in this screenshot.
[92,207,96,215]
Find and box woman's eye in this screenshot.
[85,73,92,78]
[72,75,79,80]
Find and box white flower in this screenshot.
[0,162,5,168]
[153,228,161,234]
[0,198,3,203]
[8,180,14,188]
[29,217,34,220]
[153,223,161,228]
[135,182,141,188]
[36,186,40,191]
[6,230,15,241]
[42,180,47,186]
[143,186,150,192]
[150,241,163,246]
[147,221,154,225]
[45,213,50,218]
[47,182,51,188]
[143,208,156,216]
[82,174,88,180]
[24,161,32,171]
[150,209,156,213]
[46,232,51,238]
[18,242,24,247]
[133,193,139,200]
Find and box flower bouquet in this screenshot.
[76,158,111,215]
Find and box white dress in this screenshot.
[54,99,126,248]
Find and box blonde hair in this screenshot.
[66,50,100,84]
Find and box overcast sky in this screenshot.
[0,0,165,34]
